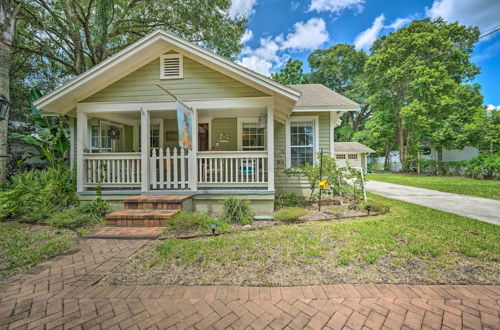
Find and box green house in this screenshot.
[34,30,359,214]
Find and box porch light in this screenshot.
[0,94,11,121]
[258,114,267,129]
[211,224,217,235]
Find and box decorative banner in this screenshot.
[176,100,193,150]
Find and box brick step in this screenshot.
[124,195,191,210]
[105,209,179,227]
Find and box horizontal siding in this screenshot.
[84,55,267,103]
[274,112,333,197]
[211,118,237,151]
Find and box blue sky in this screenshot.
[229,0,500,106]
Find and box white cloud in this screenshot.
[230,0,257,19]
[386,17,412,30]
[241,29,253,44]
[354,14,385,50]
[309,0,365,14]
[281,18,329,51]
[426,0,500,33]
[486,104,500,111]
[237,18,329,76]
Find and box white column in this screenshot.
[267,104,275,191]
[76,112,88,192]
[140,108,150,192]
[330,111,336,156]
[188,107,198,191]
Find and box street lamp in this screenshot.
[0,94,11,121]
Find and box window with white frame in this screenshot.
[336,154,346,160]
[241,122,265,151]
[290,121,315,167]
[90,121,124,153]
[150,124,160,148]
[348,154,358,160]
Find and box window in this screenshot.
[290,121,315,167]
[150,124,160,148]
[90,121,124,152]
[336,154,346,160]
[241,122,265,151]
[348,154,358,160]
[160,54,183,79]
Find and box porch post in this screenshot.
[76,112,88,193]
[141,108,150,192]
[267,104,275,191]
[188,107,198,191]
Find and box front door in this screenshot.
[198,123,209,151]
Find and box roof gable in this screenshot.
[34,30,300,114]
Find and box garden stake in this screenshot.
[360,169,367,201]
[337,172,343,205]
[319,149,323,211]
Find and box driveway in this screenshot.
[365,180,500,225]
[1,238,499,329]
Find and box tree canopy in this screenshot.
[270,59,307,85]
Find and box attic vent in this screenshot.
[160,54,183,79]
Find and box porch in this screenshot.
[75,98,276,193]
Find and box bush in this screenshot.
[166,212,230,234]
[0,166,78,222]
[358,200,391,214]
[48,199,111,229]
[275,192,310,209]
[222,196,252,225]
[465,152,500,179]
[274,207,308,222]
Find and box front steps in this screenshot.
[105,195,191,227]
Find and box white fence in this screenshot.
[197,151,268,186]
[84,153,142,187]
[150,148,189,190]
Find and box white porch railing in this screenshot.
[150,148,189,190]
[83,153,142,187]
[197,151,268,186]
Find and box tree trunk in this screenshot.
[0,2,21,184]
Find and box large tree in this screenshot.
[271,59,307,85]
[364,18,483,167]
[14,0,246,76]
[0,0,21,184]
[308,44,369,141]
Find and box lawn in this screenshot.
[101,194,500,286]
[368,173,500,200]
[0,222,78,280]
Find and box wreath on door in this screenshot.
[108,126,121,140]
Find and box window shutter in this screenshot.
[160,54,183,79]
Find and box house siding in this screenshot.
[84,54,267,103]
[274,112,333,196]
[211,118,237,151]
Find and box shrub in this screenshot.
[48,199,111,229]
[358,200,391,214]
[222,196,252,225]
[275,192,310,209]
[0,166,78,222]
[166,212,230,234]
[274,207,308,222]
[465,152,500,179]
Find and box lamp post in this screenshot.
[0,94,11,121]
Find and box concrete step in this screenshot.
[124,195,191,210]
[105,209,178,227]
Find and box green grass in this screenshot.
[274,207,308,222]
[368,173,500,200]
[144,194,500,285]
[164,212,231,235]
[0,222,78,279]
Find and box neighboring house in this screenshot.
[333,142,374,173]
[371,147,480,172]
[34,30,359,213]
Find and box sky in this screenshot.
[229,0,500,107]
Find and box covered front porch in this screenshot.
[75,97,276,193]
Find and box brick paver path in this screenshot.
[1,239,499,329]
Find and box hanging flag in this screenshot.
[176,100,193,150]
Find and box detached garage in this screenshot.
[334,142,375,172]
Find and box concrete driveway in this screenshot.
[365,180,500,225]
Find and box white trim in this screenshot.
[330,112,335,156]
[267,105,275,191]
[188,108,198,191]
[293,107,358,112]
[34,30,300,113]
[198,117,212,151]
[285,115,319,168]
[160,54,183,79]
[76,112,88,192]
[236,117,266,151]
[140,109,150,191]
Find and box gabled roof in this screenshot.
[34,30,301,114]
[288,84,359,111]
[334,142,375,153]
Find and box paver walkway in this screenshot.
[1,239,499,329]
[365,180,500,225]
